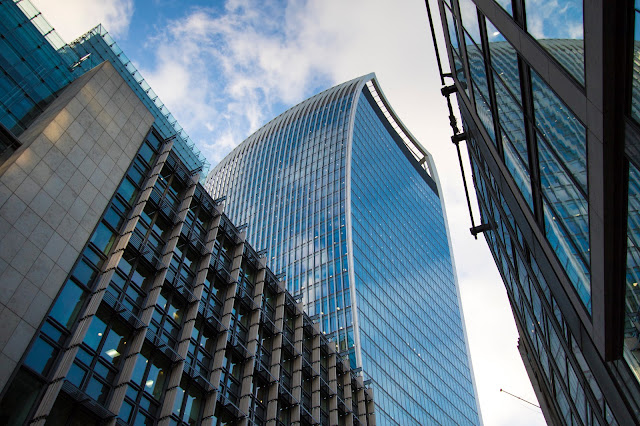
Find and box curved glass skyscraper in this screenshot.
[205,75,480,425]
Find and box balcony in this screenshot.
[213,259,231,283]
[260,309,277,335]
[147,186,178,223]
[145,329,182,363]
[255,357,276,383]
[60,380,115,420]
[127,228,166,269]
[183,363,215,392]
[101,290,145,330]
[236,283,259,311]
[198,301,225,333]
[164,268,197,303]
[227,332,250,359]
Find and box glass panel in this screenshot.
[631,6,640,123]
[102,322,129,365]
[458,0,481,44]
[84,316,108,351]
[624,162,640,382]
[531,69,587,192]
[24,336,57,376]
[486,18,521,102]
[0,369,43,426]
[90,222,116,255]
[541,192,591,310]
[502,132,533,210]
[525,0,584,85]
[49,281,87,329]
[495,0,512,16]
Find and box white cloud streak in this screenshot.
[31,0,134,41]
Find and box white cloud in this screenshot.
[30,0,134,42]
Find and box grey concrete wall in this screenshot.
[0,60,154,391]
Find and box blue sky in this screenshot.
[31,0,547,424]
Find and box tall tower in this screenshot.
[429,0,640,424]
[205,75,481,425]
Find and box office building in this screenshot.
[430,0,640,423]
[0,1,374,425]
[205,75,481,424]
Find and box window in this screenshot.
[149,288,186,349]
[107,253,154,316]
[68,307,131,405]
[120,344,170,425]
[186,319,216,378]
[172,377,204,425]
[219,353,243,405]
[524,0,584,85]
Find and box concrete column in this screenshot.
[328,352,339,425]
[237,256,267,426]
[201,223,245,424]
[290,306,303,426]
[311,334,321,423]
[265,287,285,425]
[156,202,222,425]
[365,388,376,426]
[341,368,353,426]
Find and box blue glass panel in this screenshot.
[525,0,584,85]
[49,280,87,329]
[350,89,478,425]
[631,8,640,123]
[531,69,586,192]
[624,163,640,381]
[24,336,57,376]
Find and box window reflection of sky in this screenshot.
[524,0,584,84]
[525,0,583,40]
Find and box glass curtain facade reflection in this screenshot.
[205,75,480,425]
[434,0,640,424]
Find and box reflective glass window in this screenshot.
[631,2,640,122]
[525,0,584,85]
[531,70,586,191]
[625,162,640,382]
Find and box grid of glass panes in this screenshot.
[350,87,479,425]
[450,2,592,311]
[0,0,76,136]
[468,135,617,425]
[625,163,640,382]
[205,78,359,363]
[624,4,640,385]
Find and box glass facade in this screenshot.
[466,130,613,425]
[0,0,208,176]
[0,0,76,137]
[626,4,640,382]
[436,0,640,424]
[206,75,480,424]
[524,0,584,85]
